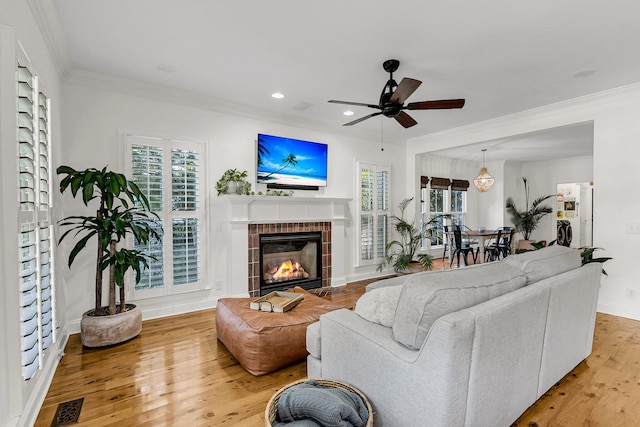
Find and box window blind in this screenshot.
[451,179,470,191]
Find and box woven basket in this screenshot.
[265,378,373,427]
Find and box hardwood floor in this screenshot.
[36,261,640,426]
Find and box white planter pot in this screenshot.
[80,304,142,347]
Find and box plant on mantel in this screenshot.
[216,168,295,196]
[216,168,252,195]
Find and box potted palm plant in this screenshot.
[505,177,554,250]
[57,166,162,347]
[377,197,448,273]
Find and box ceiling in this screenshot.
[50,0,640,162]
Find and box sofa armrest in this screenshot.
[318,308,476,427]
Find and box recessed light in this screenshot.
[344,111,354,116]
[271,92,285,99]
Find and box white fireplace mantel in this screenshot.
[222,195,351,224]
[219,195,352,296]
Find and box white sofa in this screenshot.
[306,245,602,426]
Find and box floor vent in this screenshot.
[50,397,84,427]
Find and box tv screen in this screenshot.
[257,134,328,190]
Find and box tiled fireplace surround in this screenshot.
[248,222,331,296]
[222,196,350,297]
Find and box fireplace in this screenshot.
[248,221,331,297]
[259,232,322,295]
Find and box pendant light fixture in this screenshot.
[474,149,494,192]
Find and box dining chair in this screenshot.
[462,224,480,247]
[483,229,503,262]
[442,225,450,262]
[497,228,516,259]
[450,225,478,267]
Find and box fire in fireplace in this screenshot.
[259,232,322,295]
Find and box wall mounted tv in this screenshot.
[257,133,328,190]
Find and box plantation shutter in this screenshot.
[360,166,375,261]
[127,135,205,297]
[17,57,55,382]
[358,163,390,265]
[131,143,164,290]
[376,169,389,259]
[171,148,200,285]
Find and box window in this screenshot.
[357,163,390,265]
[17,54,55,382]
[126,135,205,299]
[421,177,468,248]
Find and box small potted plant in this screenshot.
[377,197,448,273]
[57,166,162,347]
[216,168,251,195]
[505,177,554,250]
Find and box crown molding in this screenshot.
[64,68,407,146]
[407,80,640,152]
[27,0,72,78]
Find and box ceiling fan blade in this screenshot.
[394,111,418,128]
[343,112,382,126]
[328,100,380,109]
[389,78,422,104]
[406,99,466,110]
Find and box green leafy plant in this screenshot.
[377,197,448,273]
[505,177,554,240]
[579,246,612,276]
[57,166,162,316]
[216,168,251,195]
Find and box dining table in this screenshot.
[447,229,498,264]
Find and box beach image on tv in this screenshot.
[257,134,328,187]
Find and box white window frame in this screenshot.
[356,162,391,267]
[125,134,207,300]
[421,185,467,250]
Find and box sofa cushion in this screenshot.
[503,245,581,285]
[392,262,526,350]
[365,274,410,292]
[355,285,403,327]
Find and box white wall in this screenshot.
[407,82,640,321]
[1,1,65,426]
[520,156,593,243]
[59,76,407,330]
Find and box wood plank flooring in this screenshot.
[36,261,640,426]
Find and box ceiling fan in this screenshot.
[329,59,465,128]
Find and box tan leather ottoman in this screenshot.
[216,288,342,375]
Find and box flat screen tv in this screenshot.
[257,133,328,190]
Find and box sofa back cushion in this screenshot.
[392,262,526,350]
[503,245,581,285]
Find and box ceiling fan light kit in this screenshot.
[474,149,494,192]
[328,59,465,128]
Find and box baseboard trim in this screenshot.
[597,301,640,322]
[17,328,70,427]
